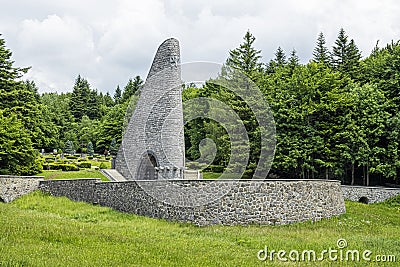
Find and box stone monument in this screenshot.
[115,38,185,180]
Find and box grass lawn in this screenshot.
[0,192,399,266]
[35,169,110,182]
[202,172,222,179]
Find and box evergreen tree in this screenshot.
[362,41,400,108]
[0,34,30,85]
[86,88,101,120]
[96,103,127,153]
[87,141,94,156]
[288,49,300,70]
[226,30,263,81]
[312,32,331,65]
[332,28,348,69]
[345,39,362,79]
[69,75,91,120]
[0,34,49,173]
[121,76,143,103]
[266,47,287,73]
[114,85,122,104]
[274,47,286,66]
[0,112,41,175]
[69,75,102,120]
[331,28,361,79]
[24,80,40,102]
[103,92,115,107]
[41,92,77,150]
[64,140,75,155]
[109,138,118,156]
[78,115,97,150]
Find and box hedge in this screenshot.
[42,163,79,171]
[76,162,91,168]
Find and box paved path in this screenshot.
[100,169,127,182]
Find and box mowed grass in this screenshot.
[35,170,110,182]
[0,192,399,266]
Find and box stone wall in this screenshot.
[39,179,101,203]
[38,179,345,226]
[341,185,400,203]
[4,176,400,225]
[0,175,43,203]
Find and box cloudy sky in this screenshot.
[1,0,399,94]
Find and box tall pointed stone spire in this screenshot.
[115,38,185,180]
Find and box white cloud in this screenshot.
[0,0,399,93]
[15,14,98,91]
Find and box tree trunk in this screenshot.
[363,166,366,186]
[366,162,370,186]
[351,163,355,185]
[325,168,329,180]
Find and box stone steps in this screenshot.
[101,169,127,182]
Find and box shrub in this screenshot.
[205,165,224,173]
[43,163,79,171]
[42,163,57,170]
[60,164,79,171]
[77,162,91,168]
[99,162,107,169]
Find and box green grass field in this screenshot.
[35,169,110,182]
[0,192,399,266]
[202,172,222,179]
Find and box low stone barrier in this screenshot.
[4,176,400,226]
[0,175,43,203]
[341,185,400,203]
[38,179,345,226]
[39,179,100,203]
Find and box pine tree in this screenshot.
[345,39,362,79]
[69,75,91,120]
[332,28,361,79]
[64,140,75,155]
[0,34,30,86]
[226,30,263,81]
[24,80,40,102]
[109,138,118,156]
[0,34,51,174]
[96,103,126,153]
[86,88,101,120]
[266,47,287,73]
[114,85,122,104]
[288,49,300,69]
[87,141,94,156]
[332,28,348,69]
[312,32,331,65]
[103,92,115,107]
[0,112,41,175]
[274,47,286,66]
[121,76,143,103]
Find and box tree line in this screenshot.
[1,30,400,186]
[184,29,400,186]
[0,33,143,174]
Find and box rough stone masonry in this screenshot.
[115,38,185,180]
